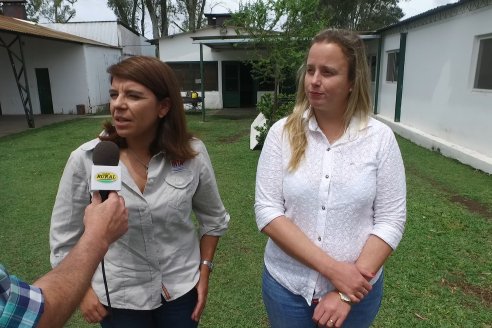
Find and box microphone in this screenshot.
[91,141,121,201]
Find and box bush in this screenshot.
[255,93,295,147]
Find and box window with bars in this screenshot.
[167,62,219,91]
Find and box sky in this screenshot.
[72,0,460,36]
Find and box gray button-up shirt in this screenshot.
[50,138,230,310]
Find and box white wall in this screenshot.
[117,24,155,57]
[44,22,156,57]
[0,34,86,115]
[83,46,121,113]
[43,22,119,46]
[400,7,492,158]
[376,5,492,172]
[0,32,25,115]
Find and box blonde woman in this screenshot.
[255,29,406,328]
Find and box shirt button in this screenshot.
[326,148,331,151]
[325,174,329,179]
[318,237,321,241]
[321,205,326,210]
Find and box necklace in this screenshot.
[127,148,150,171]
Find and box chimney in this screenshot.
[204,13,232,28]
[1,0,27,20]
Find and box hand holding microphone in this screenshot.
[84,141,125,322]
[87,140,126,245]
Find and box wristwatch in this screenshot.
[200,259,214,272]
[338,292,352,304]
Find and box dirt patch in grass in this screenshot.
[441,273,492,307]
[218,129,250,144]
[449,195,492,221]
[406,166,492,220]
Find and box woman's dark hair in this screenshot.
[100,56,196,161]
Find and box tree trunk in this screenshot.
[186,0,196,32]
[144,0,160,39]
[131,0,138,30]
[141,0,145,36]
[160,0,168,36]
[197,0,206,29]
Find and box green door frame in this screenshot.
[394,32,407,122]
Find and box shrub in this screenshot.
[255,93,295,147]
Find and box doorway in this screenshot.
[35,68,54,114]
[222,61,256,108]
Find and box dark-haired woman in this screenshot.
[50,56,230,328]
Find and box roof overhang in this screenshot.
[192,33,380,50]
[191,34,260,50]
[192,37,258,50]
[0,15,118,48]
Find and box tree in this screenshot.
[107,0,141,32]
[26,0,42,22]
[231,0,327,120]
[42,0,77,23]
[169,0,206,33]
[160,0,168,36]
[320,0,404,31]
[143,0,160,38]
[105,0,208,39]
[26,0,77,23]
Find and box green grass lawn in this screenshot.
[0,113,490,327]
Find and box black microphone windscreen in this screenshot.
[93,141,120,166]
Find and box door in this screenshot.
[222,61,257,108]
[222,62,240,108]
[239,63,255,107]
[35,68,54,114]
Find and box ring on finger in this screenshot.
[327,319,335,327]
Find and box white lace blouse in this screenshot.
[255,114,406,304]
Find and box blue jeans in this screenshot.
[100,288,198,328]
[262,268,383,328]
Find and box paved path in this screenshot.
[0,114,81,138]
[0,108,258,138]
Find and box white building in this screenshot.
[0,16,121,125]
[371,0,492,174]
[42,21,155,57]
[159,14,267,109]
[0,14,121,125]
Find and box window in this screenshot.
[167,62,218,91]
[474,37,492,90]
[367,55,377,82]
[386,51,399,83]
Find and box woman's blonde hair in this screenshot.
[284,28,372,171]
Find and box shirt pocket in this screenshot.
[164,170,194,210]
